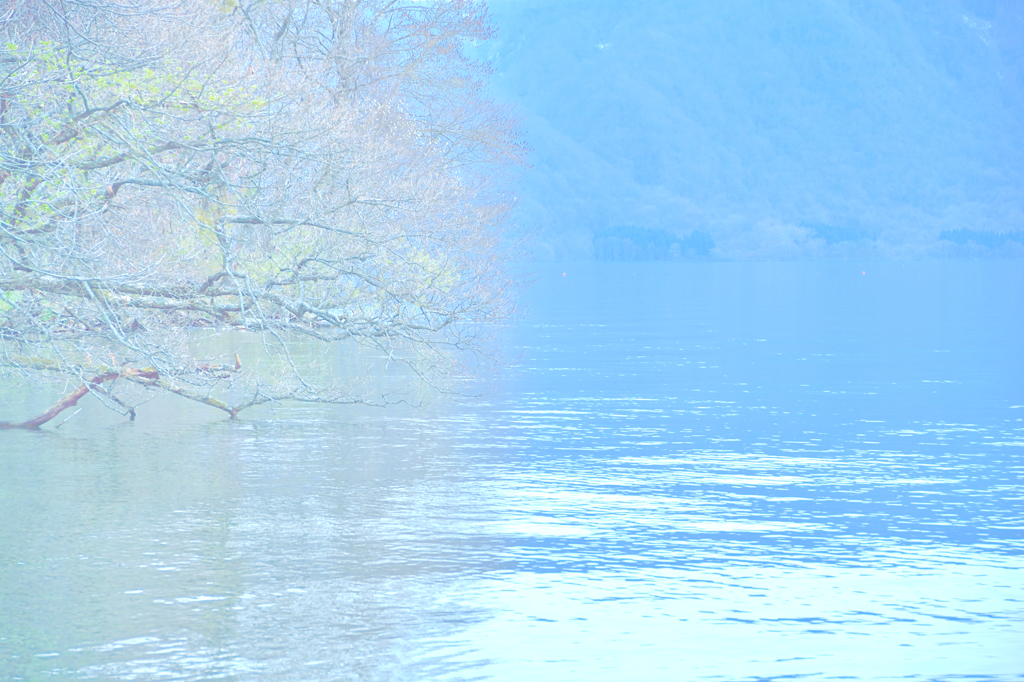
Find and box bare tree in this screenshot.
[0,0,525,427]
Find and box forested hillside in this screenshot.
[484,0,1024,259]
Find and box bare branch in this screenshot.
[0,0,524,425]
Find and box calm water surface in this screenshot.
[1,261,1022,681]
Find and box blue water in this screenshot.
[1,261,1022,680]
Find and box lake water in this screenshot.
[1,261,1022,681]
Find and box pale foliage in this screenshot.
[0,0,524,419]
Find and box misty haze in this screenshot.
[2,2,1022,681]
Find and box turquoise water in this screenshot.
[1,261,1022,680]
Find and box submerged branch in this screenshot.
[0,370,119,429]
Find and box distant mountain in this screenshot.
[482,0,1024,259]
